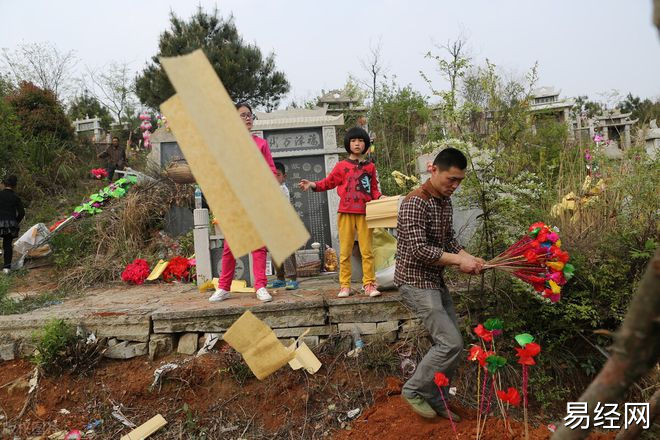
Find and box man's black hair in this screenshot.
[274,161,286,175]
[433,147,467,171]
[343,127,371,154]
[111,136,119,141]
[2,175,17,188]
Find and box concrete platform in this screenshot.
[0,276,422,359]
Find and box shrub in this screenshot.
[31,319,76,374]
[6,81,74,141]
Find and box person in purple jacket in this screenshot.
[208,102,278,303]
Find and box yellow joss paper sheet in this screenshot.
[223,311,295,380]
[159,50,309,265]
[365,195,403,229]
[223,311,323,380]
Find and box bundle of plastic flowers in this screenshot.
[121,259,151,285]
[484,222,574,302]
[90,168,108,179]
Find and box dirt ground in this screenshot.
[0,341,617,440]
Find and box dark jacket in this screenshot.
[98,144,127,168]
[0,188,25,223]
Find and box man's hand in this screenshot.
[299,179,315,191]
[458,255,484,275]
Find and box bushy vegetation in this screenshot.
[361,51,658,409]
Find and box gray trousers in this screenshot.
[400,284,463,410]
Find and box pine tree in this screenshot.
[135,6,289,110]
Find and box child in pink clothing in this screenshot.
[209,102,277,303]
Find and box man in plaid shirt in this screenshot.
[395,147,484,421]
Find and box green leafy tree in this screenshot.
[617,92,660,125]
[68,92,113,130]
[135,6,289,110]
[0,99,22,172]
[369,80,430,193]
[6,81,74,141]
[572,95,603,118]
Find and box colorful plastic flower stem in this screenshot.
[439,387,458,440]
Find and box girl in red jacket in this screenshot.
[299,127,382,297]
[209,102,277,303]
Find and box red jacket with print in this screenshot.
[314,159,382,214]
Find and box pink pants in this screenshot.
[218,241,268,291]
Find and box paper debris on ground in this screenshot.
[147,259,169,281]
[112,404,137,428]
[120,414,167,440]
[230,279,255,293]
[288,331,322,374]
[150,363,180,390]
[159,50,309,265]
[196,333,221,357]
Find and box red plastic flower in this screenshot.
[529,222,546,232]
[496,387,521,406]
[524,249,539,263]
[121,259,151,285]
[434,372,449,387]
[162,256,191,282]
[474,324,493,342]
[515,342,541,365]
[467,345,483,362]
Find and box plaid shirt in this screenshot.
[394,180,463,289]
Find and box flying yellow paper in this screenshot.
[223,310,296,380]
[223,311,322,379]
[159,50,309,265]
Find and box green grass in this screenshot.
[0,271,70,315]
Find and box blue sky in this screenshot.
[2,0,658,107]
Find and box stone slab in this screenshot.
[337,322,378,335]
[0,341,16,361]
[0,312,151,343]
[177,333,198,355]
[104,341,148,359]
[328,297,413,323]
[273,325,337,338]
[153,300,326,333]
[377,321,400,333]
[149,334,174,360]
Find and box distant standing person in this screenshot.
[0,175,25,274]
[395,148,484,421]
[268,161,299,290]
[98,136,127,180]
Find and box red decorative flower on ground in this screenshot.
[121,259,151,285]
[496,387,521,406]
[434,372,449,387]
[162,256,191,282]
[474,324,493,342]
[515,342,541,365]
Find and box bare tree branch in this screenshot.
[359,37,387,105]
[80,62,137,124]
[1,42,77,102]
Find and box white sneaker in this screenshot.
[1,268,10,275]
[208,288,229,302]
[256,287,272,302]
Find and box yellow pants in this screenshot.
[338,213,375,287]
